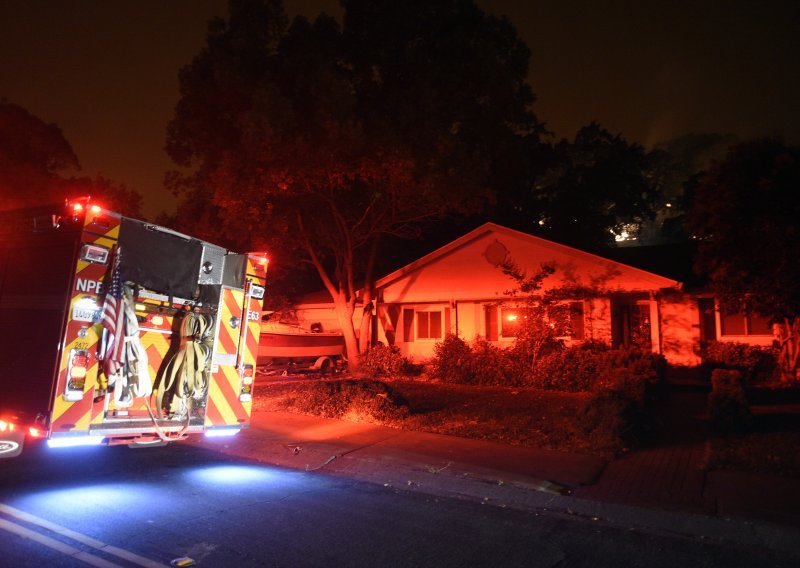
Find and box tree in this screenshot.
[166,0,541,366]
[0,99,80,210]
[686,138,800,383]
[525,123,662,251]
[0,100,143,217]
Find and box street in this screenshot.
[1,439,795,568]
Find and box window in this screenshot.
[546,303,585,340]
[499,302,585,340]
[416,310,443,340]
[500,307,534,338]
[720,310,772,336]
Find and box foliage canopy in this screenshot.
[166,0,542,363]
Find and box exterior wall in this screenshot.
[659,292,702,366]
[585,297,612,344]
[394,302,450,360]
[455,301,482,341]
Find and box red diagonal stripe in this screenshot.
[218,323,238,354]
[214,370,247,424]
[224,289,241,316]
[51,393,93,431]
[205,394,226,426]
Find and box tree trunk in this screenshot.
[775,318,800,383]
[358,236,380,355]
[358,296,373,354]
[333,293,360,369]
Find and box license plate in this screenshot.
[73,306,100,323]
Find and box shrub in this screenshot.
[707,369,752,433]
[596,348,667,390]
[576,368,651,453]
[291,379,410,423]
[703,341,779,384]
[467,337,515,386]
[525,344,606,391]
[509,312,565,377]
[359,343,412,378]
[431,335,514,385]
[432,334,474,383]
[521,342,664,394]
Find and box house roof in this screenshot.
[296,222,686,307]
[374,222,682,291]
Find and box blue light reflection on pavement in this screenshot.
[186,464,278,485]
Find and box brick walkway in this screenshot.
[573,386,715,514]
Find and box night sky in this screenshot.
[1,0,798,218]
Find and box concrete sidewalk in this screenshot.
[193,408,800,558]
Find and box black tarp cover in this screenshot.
[118,218,203,299]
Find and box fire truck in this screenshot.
[0,198,268,458]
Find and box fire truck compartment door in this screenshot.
[118,218,203,299]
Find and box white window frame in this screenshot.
[415,308,444,341]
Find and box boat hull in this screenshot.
[257,330,345,363]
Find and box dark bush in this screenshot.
[703,341,779,384]
[431,335,514,385]
[292,379,410,423]
[576,367,652,453]
[525,343,606,391]
[467,337,515,386]
[431,334,474,383]
[596,348,667,392]
[521,342,664,393]
[707,369,752,433]
[359,343,413,378]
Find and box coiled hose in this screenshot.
[155,311,214,419]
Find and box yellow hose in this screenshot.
[156,311,214,418]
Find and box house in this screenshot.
[291,223,774,366]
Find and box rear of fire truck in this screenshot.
[0,198,267,458]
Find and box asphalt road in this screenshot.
[0,441,795,568]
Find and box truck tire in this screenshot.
[0,430,25,459]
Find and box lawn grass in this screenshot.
[704,432,800,478]
[254,376,593,454]
[253,375,800,475]
[703,399,800,478]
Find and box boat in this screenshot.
[257,320,345,367]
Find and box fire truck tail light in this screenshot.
[0,419,11,432]
[28,427,44,438]
[90,205,102,213]
[65,349,89,401]
[72,203,84,213]
[70,366,87,379]
[239,365,254,401]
